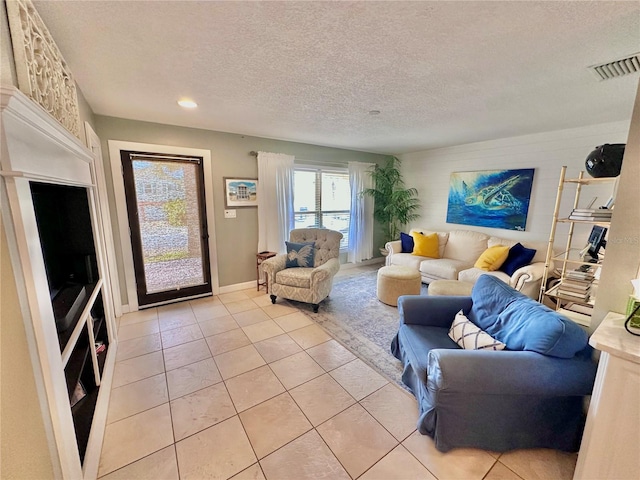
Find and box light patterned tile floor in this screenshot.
[100,273,577,480]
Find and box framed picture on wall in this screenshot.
[224,177,258,207]
[446,168,535,231]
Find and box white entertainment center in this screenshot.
[1,86,117,479]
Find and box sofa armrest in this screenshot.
[261,254,287,275]
[261,254,287,293]
[386,240,402,255]
[398,295,473,328]
[310,258,340,284]
[509,261,550,290]
[427,349,596,396]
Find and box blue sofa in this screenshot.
[391,275,597,452]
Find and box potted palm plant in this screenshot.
[361,156,421,255]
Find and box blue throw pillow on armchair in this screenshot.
[285,241,315,268]
[400,232,414,253]
[500,243,536,276]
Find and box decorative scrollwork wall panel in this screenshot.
[6,0,81,138]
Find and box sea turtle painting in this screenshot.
[463,174,523,212]
[447,169,535,230]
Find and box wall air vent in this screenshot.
[589,53,640,81]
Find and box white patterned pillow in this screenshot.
[448,310,506,351]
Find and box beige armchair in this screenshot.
[262,228,343,312]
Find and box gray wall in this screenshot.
[77,86,96,135]
[94,115,388,306]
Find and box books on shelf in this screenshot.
[562,275,594,286]
[571,208,612,214]
[557,266,597,301]
[557,288,590,301]
[565,272,595,282]
[568,208,612,222]
[559,282,590,293]
[568,215,612,221]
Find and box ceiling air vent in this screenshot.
[589,53,640,81]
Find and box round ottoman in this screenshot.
[376,266,422,306]
[428,279,474,296]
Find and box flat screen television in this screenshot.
[586,225,607,263]
[30,182,98,332]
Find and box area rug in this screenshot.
[304,269,427,388]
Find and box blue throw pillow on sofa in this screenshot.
[500,243,536,276]
[493,299,589,358]
[285,241,315,268]
[468,275,589,358]
[400,232,414,253]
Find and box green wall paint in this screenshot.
[94,115,387,305]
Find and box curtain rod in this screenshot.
[249,151,348,169]
[296,161,349,169]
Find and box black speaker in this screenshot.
[585,144,625,178]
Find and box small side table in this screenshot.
[256,251,277,291]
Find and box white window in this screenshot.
[294,167,350,250]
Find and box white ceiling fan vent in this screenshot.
[589,53,640,81]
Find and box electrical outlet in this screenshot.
[224,209,236,219]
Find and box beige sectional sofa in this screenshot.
[385,228,551,298]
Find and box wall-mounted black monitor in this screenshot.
[586,225,607,263]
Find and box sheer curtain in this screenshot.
[347,161,375,263]
[257,151,295,254]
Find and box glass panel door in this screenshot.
[121,151,212,306]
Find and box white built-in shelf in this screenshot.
[61,280,103,366]
[1,85,115,480]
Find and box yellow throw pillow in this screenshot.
[411,232,440,258]
[474,245,510,271]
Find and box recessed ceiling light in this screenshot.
[368,110,381,115]
[178,99,198,108]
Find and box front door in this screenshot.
[120,151,212,306]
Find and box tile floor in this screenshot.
[98,268,578,480]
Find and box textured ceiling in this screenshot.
[32,1,640,154]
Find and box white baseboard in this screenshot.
[217,259,384,294]
[218,280,257,294]
[340,257,385,270]
[117,260,384,308]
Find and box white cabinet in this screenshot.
[573,312,640,480]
